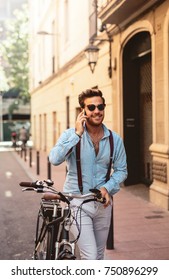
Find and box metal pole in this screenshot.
[24,147,27,162]
[36,151,40,175]
[106,199,114,249]
[47,156,51,179]
[29,148,32,167]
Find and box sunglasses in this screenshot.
[86,104,106,111]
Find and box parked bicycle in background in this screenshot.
[11,131,17,148]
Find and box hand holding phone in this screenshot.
[75,110,88,136]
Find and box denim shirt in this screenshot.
[49,124,127,195]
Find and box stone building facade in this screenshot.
[29,0,169,210]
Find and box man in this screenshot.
[19,126,28,148]
[49,88,127,259]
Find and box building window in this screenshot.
[66,96,70,129]
[89,0,98,40]
[53,111,57,145]
[52,20,55,74]
[64,0,69,43]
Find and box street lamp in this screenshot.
[84,44,99,73]
[84,25,113,78]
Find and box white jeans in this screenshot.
[70,198,112,260]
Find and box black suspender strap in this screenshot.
[106,131,114,250]
[76,140,83,194]
[75,130,114,194]
[106,130,114,182]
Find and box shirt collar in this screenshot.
[84,123,110,138]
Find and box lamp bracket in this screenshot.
[85,24,113,78]
[89,22,113,44]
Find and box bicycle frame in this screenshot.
[19,179,106,260]
[34,199,76,260]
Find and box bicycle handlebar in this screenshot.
[19,180,106,204]
[20,182,37,187]
[20,179,54,188]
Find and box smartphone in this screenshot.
[83,109,87,125]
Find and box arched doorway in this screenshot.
[123,31,152,186]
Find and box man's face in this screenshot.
[83,96,105,126]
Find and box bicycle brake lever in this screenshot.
[89,188,101,198]
[36,187,44,193]
[44,179,54,186]
[89,189,106,204]
[58,192,70,205]
[22,187,35,191]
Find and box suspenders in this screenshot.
[76,130,114,194]
[75,138,83,194]
[106,130,114,182]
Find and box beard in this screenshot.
[87,113,104,126]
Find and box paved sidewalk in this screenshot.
[12,148,169,260]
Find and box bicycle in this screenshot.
[19,179,106,260]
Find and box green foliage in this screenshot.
[1,4,29,104]
[0,65,9,91]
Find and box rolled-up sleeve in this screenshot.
[49,129,80,165]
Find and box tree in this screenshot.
[1,4,29,105]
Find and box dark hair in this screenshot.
[78,89,105,108]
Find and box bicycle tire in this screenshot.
[46,227,55,259]
[33,208,54,260]
[34,225,54,259]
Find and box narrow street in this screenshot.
[1,147,169,261]
[0,150,40,260]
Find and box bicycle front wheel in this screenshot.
[34,227,54,260]
[34,210,55,260]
